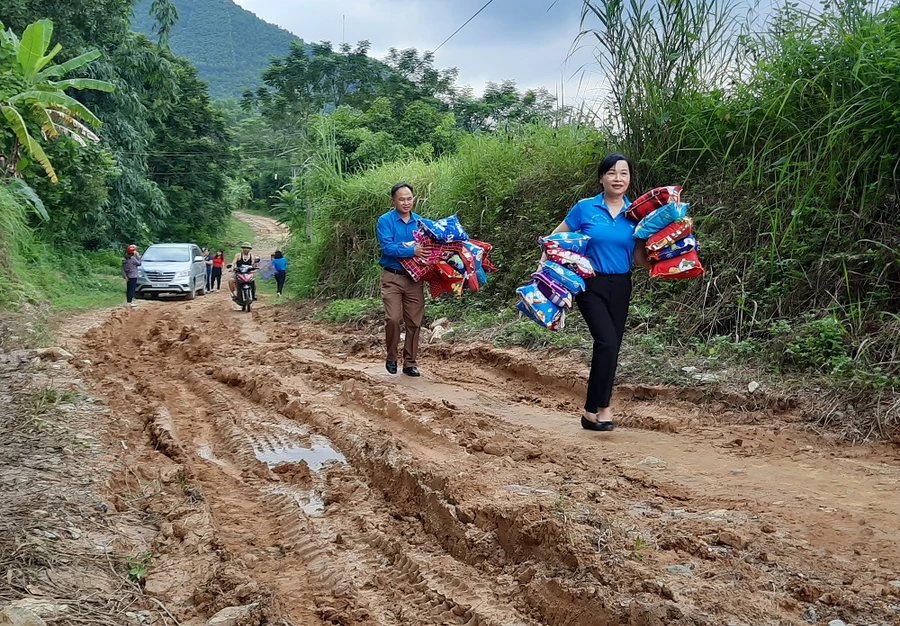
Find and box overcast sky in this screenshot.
[233,0,603,104]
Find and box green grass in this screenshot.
[315,298,382,323]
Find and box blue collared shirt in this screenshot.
[564,193,636,275]
[376,208,421,271]
[271,257,287,271]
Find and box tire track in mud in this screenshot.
[68,296,900,626]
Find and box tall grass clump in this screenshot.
[0,184,38,307]
[579,0,900,436]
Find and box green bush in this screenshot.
[780,315,849,374]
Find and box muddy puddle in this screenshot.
[252,434,346,471]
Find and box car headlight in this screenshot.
[175,270,190,278]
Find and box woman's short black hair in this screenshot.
[273,250,283,259]
[391,182,414,198]
[597,153,633,180]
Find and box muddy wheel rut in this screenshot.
[58,290,900,626]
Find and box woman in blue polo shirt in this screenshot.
[541,153,651,432]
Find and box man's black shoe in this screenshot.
[385,360,398,374]
[402,366,420,377]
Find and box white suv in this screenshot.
[135,243,207,300]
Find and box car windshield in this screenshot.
[143,247,190,263]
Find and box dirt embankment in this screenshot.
[7,280,888,626]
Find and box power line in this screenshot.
[433,0,498,53]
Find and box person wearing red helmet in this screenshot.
[122,244,142,307]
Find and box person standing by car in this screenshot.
[376,182,429,377]
[203,247,213,291]
[122,244,142,308]
[228,242,257,301]
[210,250,225,291]
[271,250,288,297]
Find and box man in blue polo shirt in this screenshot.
[376,182,429,376]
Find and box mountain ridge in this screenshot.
[131,0,303,99]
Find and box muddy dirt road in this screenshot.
[47,221,899,626]
[232,211,289,253]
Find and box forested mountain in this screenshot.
[131,0,302,98]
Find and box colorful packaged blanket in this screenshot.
[625,186,682,221]
[516,283,565,330]
[539,232,591,255]
[650,249,704,279]
[531,271,574,308]
[544,245,595,278]
[648,235,699,261]
[645,217,693,252]
[418,214,469,243]
[540,260,586,295]
[398,218,495,297]
[634,202,689,239]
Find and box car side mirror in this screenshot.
[194,256,205,262]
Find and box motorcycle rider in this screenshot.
[228,242,258,302]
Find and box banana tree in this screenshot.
[0,18,114,183]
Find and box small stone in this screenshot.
[828,620,847,626]
[748,381,760,394]
[638,456,666,468]
[205,604,259,626]
[0,607,47,626]
[664,564,693,577]
[761,523,775,534]
[205,368,214,375]
[429,317,450,330]
[802,606,819,623]
[717,530,749,550]
[681,366,698,373]
[35,347,74,361]
[518,567,535,585]
[455,505,475,524]
[5,600,70,620]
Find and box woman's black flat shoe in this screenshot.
[581,416,615,432]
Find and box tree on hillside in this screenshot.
[453,81,562,132]
[0,19,113,182]
[2,0,239,249]
[149,55,233,243]
[247,40,379,122]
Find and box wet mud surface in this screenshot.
[40,286,900,626]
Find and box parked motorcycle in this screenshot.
[228,264,257,312]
